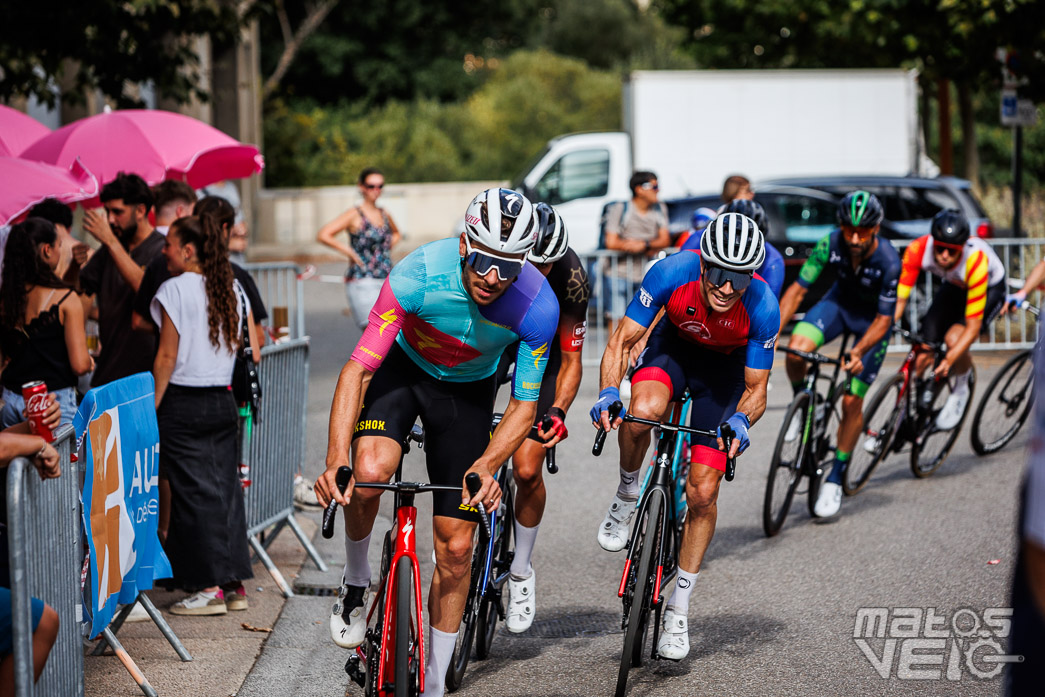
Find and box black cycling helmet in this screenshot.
[722,198,770,236]
[930,209,970,246]
[837,190,884,228]
[528,202,569,264]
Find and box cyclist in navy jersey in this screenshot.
[494,203,589,632]
[591,213,779,661]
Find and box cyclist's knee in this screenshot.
[944,323,965,346]
[685,469,721,513]
[842,393,864,418]
[433,532,473,577]
[626,391,667,424]
[513,458,543,491]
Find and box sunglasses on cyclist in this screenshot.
[464,238,525,281]
[703,263,753,291]
[841,224,876,239]
[933,240,964,254]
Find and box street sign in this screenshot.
[1001,88,1038,127]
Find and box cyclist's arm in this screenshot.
[1015,258,1045,301]
[600,317,648,395]
[895,238,924,322]
[467,396,537,508]
[939,252,989,374]
[736,367,770,426]
[551,350,581,417]
[777,281,807,331]
[780,235,829,329]
[849,314,892,372]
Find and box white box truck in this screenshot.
[511,69,922,252]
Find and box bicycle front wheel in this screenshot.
[616,494,662,697]
[446,529,485,692]
[844,373,904,495]
[394,556,415,697]
[763,393,809,537]
[971,350,1034,455]
[911,368,975,478]
[476,476,513,659]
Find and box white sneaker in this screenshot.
[293,475,323,511]
[657,608,689,661]
[813,481,842,518]
[330,581,370,648]
[505,571,536,633]
[862,435,880,454]
[784,411,802,442]
[935,389,970,430]
[123,601,151,623]
[597,495,637,552]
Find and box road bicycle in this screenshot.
[970,302,1039,455]
[323,425,465,697]
[445,414,557,692]
[847,325,974,488]
[763,335,850,537]
[592,399,735,697]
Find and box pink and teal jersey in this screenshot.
[350,238,559,401]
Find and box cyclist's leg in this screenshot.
[787,289,843,392]
[837,326,890,468]
[915,283,966,374]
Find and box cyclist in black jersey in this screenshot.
[495,203,588,632]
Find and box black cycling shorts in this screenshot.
[354,343,495,521]
[495,341,562,441]
[919,281,1005,345]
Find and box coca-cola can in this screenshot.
[22,381,53,443]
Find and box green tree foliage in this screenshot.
[0,0,241,107]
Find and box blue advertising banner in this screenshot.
[74,372,172,639]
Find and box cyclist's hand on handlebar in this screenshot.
[717,412,750,457]
[591,387,625,432]
[842,349,864,377]
[1003,291,1027,314]
[463,466,501,513]
[538,407,568,447]
[315,464,353,508]
[935,356,952,378]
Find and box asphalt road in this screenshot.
[274,263,1023,696]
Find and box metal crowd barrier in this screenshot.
[243,262,306,341]
[243,336,326,597]
[574,238,1045,366]
[6,425,83,697]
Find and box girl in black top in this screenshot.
[0,218,92,428]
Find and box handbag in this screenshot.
[232,293,262,415]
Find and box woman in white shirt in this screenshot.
[151,212,260,616]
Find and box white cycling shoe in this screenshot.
[813,481,843,518]
[506,571,536,633]
[862,434,880,453]
[783,411,802,442]
[597,495,637,552]
[657,608,689,661]
[935,389,970,430]
[330,580,369,649]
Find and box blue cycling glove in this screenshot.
[718,412,751,454]
[590,386,623,425]
[1006,291,1027,310]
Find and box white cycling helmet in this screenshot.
[464,188,538,255]
[528,203,569,264]
[700,212,765,271]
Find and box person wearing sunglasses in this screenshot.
[315,187,559,697]
[591,212,778,661]
[893,209,1006,430]
[317,167,402,329]
[778,191,901,519]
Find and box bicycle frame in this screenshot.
[637,398,692,524]
[792,332,849,453]
[885,329,947,435]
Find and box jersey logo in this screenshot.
[679,320,712,340]
[686,306,696,316]
[639,287,653,307]
[573,321,586,337]
[378,308,398,336]
[764,337,776,350]
[503,193,522,215]
[531,342,548,369]
[718,318,735,329]
[414,328,441,351]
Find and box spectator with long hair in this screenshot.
[0,218,92,428]
[151,213,259,615]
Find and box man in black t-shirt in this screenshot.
[76,173,166,387]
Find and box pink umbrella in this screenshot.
[0,105,51,157]
[0,157,99,226]
[20,109,264,188]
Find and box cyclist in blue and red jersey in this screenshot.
[591,213,779,661]
[314,188,558,697]
[680,199,785,298]
[777,191,901,519]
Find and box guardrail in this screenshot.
[243,262,306,341]
[6,425,83,697]
[243,336,326,597]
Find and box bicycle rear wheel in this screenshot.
[911,369,975,478]
[970,350,1034,455]
[616,494,662,697]
[394,557,415,697]
[844,373,904,495]
[763,393,809,537]
[446,529,485,692]
[476,476,513,659]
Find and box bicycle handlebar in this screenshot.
[892,324,945,353]
[491,412,558,474]
[321,466,353,539]
[776,345,845,367]
[465,473,492,539]
[592,401,737,481]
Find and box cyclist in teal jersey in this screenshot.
[315,188,558,697]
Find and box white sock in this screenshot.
[342,532,372,588]
[667,569,699,616]
[424,626,458,697]
[510,521,539,579]
[617,467,640,500]
[953,369,971,395]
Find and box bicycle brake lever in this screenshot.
[540,416,559,474]
[593,401,624,456]
[720,424,736,482]
[465,472,492,539]
[322,466,353,539]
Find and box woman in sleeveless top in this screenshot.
[317,167,401,329]
[0,218,92,428]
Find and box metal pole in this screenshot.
[7,459,33,697]
[1013,125,1023,237]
